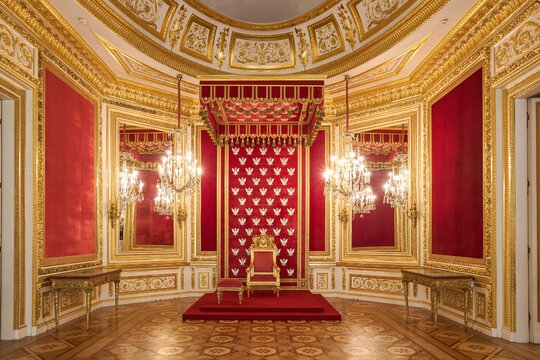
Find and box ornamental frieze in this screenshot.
[348,0,415,39]
[181,15,216,62]
[493,8,540,75]
[0,20,36,77]
[111,0,178,41]
[308,15,345,63]
[229,32,295,70]
[119,274,177,294]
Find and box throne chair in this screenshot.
[246,234,280,297]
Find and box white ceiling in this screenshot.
[199,0,325,23]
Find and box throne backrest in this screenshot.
[250,235,276,273]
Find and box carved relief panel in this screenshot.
[308,15,345,63]
[229,32,295,70]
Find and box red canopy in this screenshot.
[199,76,325,146]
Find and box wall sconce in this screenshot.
[337,208,349,223]
[108,203,121,227]
[406,203,420,227]
[177,207,188,225]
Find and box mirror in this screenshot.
[116,122,175,252]
[349,123,409,251]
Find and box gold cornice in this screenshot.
[182,0,342,31]
[30,0,116,91]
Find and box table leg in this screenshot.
[53,289,60,329]
[431,288,439,327]
[238,288,243,304]
[114,280,120,318]
[403,280,409,313]
[464,288,470,328]
[85,289,93,330]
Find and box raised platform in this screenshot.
[182,290,341,321]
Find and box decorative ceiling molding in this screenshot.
[347,0,416,40]
[110,0,178,41]
[308,15,346,63]
[182,0,342,31]
[97,32,199,94]
[229,32,296,70]
[74,0,441,75]
[180,14,216,62]
[326,35,429,94]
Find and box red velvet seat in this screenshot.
[246,235,280,297]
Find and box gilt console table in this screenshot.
[401,268,474,328]
[49,268,122,330]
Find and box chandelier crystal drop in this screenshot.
[323,75,375,217]
[383,153,409,210]
[154,74,202,216]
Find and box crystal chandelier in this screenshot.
[118,126,144,214]
[383,125,409,210]
[154,178,175,216]
[324,75,375,217]
[154,74,202,215]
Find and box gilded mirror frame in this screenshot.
[107,107,187,265]
[338,107,420,266]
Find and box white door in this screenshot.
[529,97,540,343]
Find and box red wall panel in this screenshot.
[44,69,96,258]
[309,131,327,251]
[431,68,484,259]
[200,130,218,252]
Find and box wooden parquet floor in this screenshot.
[1,297,540,359]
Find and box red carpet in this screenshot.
[182,290,341,320]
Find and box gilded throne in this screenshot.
[246,235,280,297]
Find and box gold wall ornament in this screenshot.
[337,4,357,49]
[215,27,229,70]
[405,203,419,227]
[493,8,540,75]
[229,32,296,70]
[181,15,216,62]
[168,4,187,49]
[108,203,121,227]
[338,208,349,223]
[0,20,36,76]
[111,0,178,41]
[176,207,188,224]
[295,27,310,69]
[308,15,345,63]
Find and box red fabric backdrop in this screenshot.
[44,69,95,258]
[200,131,218,252]
[352,153,396,247]
[431,68,484,259]
[309,130,327,251]
[226,145,300,279]
[134,153,174,245]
